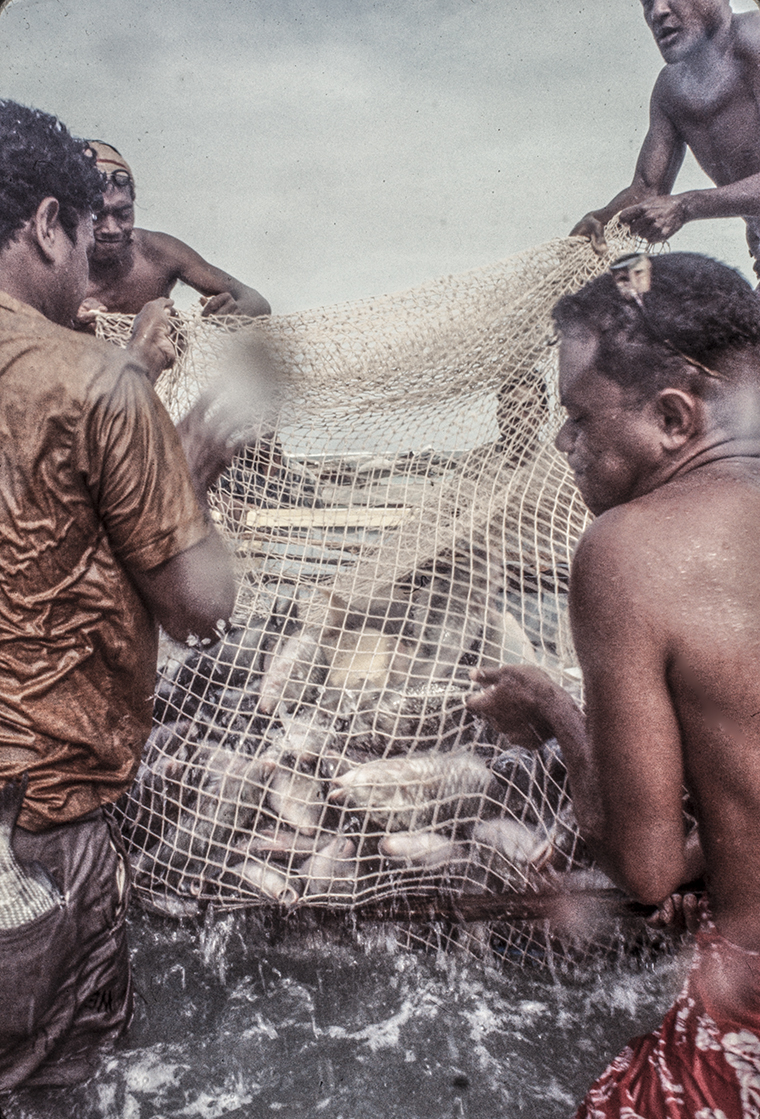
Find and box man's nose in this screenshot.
[96,215,120,235]
[555,420,574,455]
[649,0,671,20]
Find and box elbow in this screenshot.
[603,850,685,908]
[623,873,681,909]
[581,827,686,907]
[173,566,236,645]
[252,295,271,317]
[137,534,236,646]
[158,589,234,647]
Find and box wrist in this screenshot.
[676,191,697,224]
[538,679,584,744]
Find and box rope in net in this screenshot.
[103,222,676,970]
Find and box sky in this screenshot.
[1,0,758,313]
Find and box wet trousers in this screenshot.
[0,809,132,1090]
[574,929,760,1118]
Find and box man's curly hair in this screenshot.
[0,100,104,252]
[552,252,760,399]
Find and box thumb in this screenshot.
[590,225,608,257]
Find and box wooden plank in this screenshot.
[244,505,418,530]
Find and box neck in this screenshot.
[682,11,733,68]
[652,435,760,492]
[0,264,58,323]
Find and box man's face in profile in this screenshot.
[56,213,95,326]
[555,331,659,515]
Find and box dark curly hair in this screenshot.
[0,100,104,252]
[552,252,760,399]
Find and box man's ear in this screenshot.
[30,197,62,263]
[654,388,701,449]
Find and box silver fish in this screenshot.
[138,891,202,921]
[0,774,62,931]
[472,816,553,888]
[324,628,413,697]
[259,626,328,714]
[264,760,325,836]
[478,605,538,669]
[191,745,273,833]
[378,831,468,870]
[263,711,345,774]
[300,835,358,900]
[328,750,493,830]
[352,682,473,755]
[134,747,274,875]
[245,825,324,861]
[236,856,301,906]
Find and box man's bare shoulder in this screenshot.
[732,9,760,57]
[572,499,659,597]
[132,229,193,276]
[575,466,760,592]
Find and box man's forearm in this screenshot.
[533,683,608,848]
[676,173,760,221]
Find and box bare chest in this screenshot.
[87,252,177,316]
[667,56,760,182]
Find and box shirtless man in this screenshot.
[468,251,760,1115]
[572,0,760,275]
[77,142,270,327]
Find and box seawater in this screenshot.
[3,906,689,1119]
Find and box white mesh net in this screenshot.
[104,223,674,969]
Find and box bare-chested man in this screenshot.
[468,251,760,1115]
[77,142,270,327]
[572,0,760,276]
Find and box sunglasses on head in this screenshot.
[608,252,723,380]
[103,169,133,189]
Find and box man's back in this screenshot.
[572,459,760,948]
[0,291,208,831]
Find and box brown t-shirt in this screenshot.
[0,293,209,831]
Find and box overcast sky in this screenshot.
[1,0,758,312]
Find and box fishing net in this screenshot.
[104,221,675,970]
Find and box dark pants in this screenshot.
[0,809,133,1089]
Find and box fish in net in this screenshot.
[104,222,687,969]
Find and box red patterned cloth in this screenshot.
[575,928,760,1118]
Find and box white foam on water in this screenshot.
[122,1047,187,1094]
[175,1084,255,1118]
[319,984,444,1051]
[2,910,691,1119]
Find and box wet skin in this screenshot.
[571,0,760,252]
[469,330,760,950]
[83,185,270,319]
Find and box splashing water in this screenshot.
[1,906,691,1119]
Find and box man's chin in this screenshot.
[574,476,606,516]
[91,243,124,263]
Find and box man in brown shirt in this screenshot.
[0,100,238,1089]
